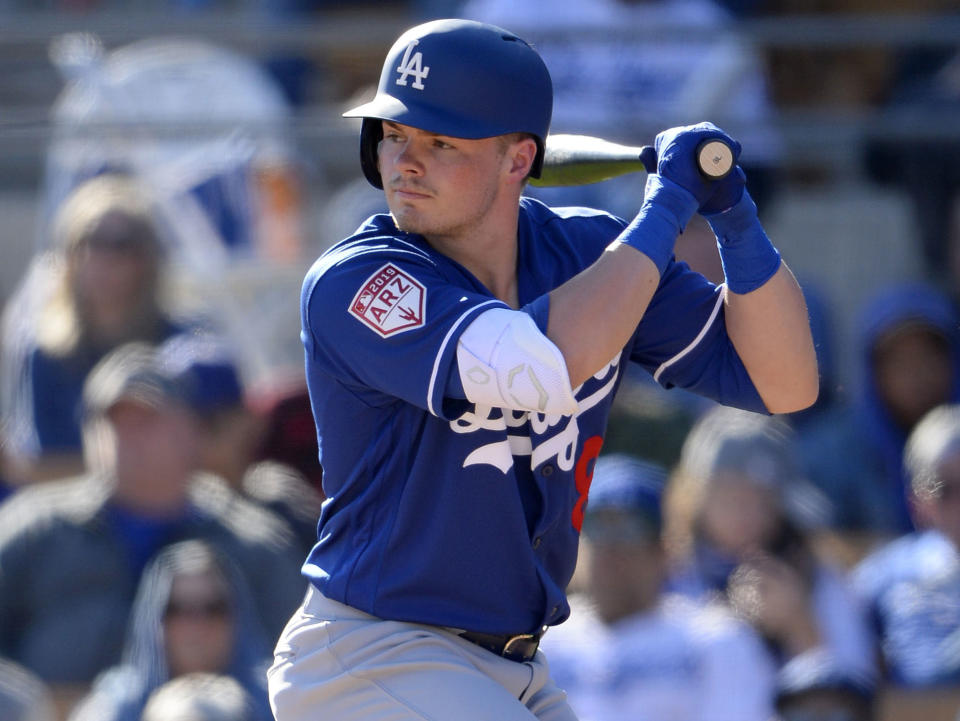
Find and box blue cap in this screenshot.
[159,332,244,414]
[583,454,667,540]
[344,18,553,188]
[83,342,188,415]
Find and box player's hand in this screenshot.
[653,122,742,206]
[700,165,747,216]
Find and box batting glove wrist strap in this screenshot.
[617,174,698,275]
[707,189,781,294]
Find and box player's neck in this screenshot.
[457,243,519,308]
[428,211,520,308]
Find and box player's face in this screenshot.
[377,121,512,239]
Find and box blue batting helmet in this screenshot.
[343,18,553,189]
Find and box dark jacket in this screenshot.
[0,473,306,683]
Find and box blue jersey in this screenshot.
[854,530,960,687]
[299,197,764,635]
[24,318,184,456]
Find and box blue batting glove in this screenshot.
[706,187,782,294]
[700,165,747,216]
[654,122,742,207]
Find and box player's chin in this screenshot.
[389,205,432,235]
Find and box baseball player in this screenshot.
[268,18,817,721]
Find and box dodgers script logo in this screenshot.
[396,40,430,90]
[349,263,426,337]
[451,356,621,530]
[450,355,621,473]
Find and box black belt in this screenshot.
[457,628,545,663]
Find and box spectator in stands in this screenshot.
[665,405,876,684]
[797,282,960,547]
[0,342,305,685]
[1,173,188,483]
[0,656,57,721]
[140,673,255,721]
[69,539,273,721]
[161,331,324,553]
[853,403,960,688]
[540,453,777,721]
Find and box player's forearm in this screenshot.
[724,262,819,414]
[547,243,661,388]
[547,171,698,387]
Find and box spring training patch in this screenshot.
[349,263,426,338]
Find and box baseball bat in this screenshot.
[531,133,734,187]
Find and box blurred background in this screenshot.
[0,2,959,721]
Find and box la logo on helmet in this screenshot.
[396,40,430,90]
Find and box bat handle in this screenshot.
[638,139,735,180]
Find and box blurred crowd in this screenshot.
[0,1,958,720]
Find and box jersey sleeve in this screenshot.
[301,241,507,420]
[629,259,767,413]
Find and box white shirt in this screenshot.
[540,592,777,721]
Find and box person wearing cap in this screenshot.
[538,453,777,721]
[665,405,876,687]
[160,332,324,554]
[0,342,306,690]
[273,17,817,721]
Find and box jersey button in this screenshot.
[532,536,543,549]
[541,464,555,477]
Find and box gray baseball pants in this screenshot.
[267,586,578,721]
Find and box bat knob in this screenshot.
[696,139,735,180]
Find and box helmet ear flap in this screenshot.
[359,118,385,189]
[530,138,545,180]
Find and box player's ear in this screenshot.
[504,134,537,185]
